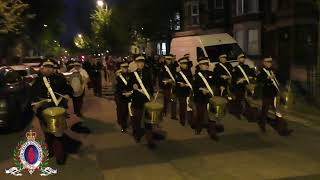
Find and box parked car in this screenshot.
[0,66,33,133]
[10,64,38,86]
[21,56,46,71]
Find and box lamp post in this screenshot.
[97,0,104,7]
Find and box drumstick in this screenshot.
[153,91,159,102]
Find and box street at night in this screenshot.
[0,90,320,180]
[1,0,320,179]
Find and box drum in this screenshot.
[209,96,228,118]
[280,90,294,109]
[42,107,67,135]
[246,83,257,96]
[64,71,83,97]
[143,102,164,125]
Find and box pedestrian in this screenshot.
[231,54,256,119]
[106,55,116,86]
[176,57,193,126]
[128,55,155,148]
[90,55,103,97]
[256,57,293,136]
[213,54,234,98]
[159,54,177,120]
[193,57,218,140]
[115,61,132,132]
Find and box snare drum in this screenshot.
[42,107,67,135]
[143,102,164,125]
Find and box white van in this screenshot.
[170,33,255,73]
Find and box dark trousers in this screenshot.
[233,90,249,115]
[260,97,275,124]
[72,91,85,116]
[132,107,154,145]
[194,102,208,131]
[115,95,129,129]
[92,77,102,96]
[178,97,192,125]
[45,133,65,162]
[195,102,217,137]
[132,108,143,139]
[163,88,177,118]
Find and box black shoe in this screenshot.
[134,137,141,143]
[56,157,66,165]
[180,121,186,127]
[279,129,293,137]
[195,129,201,135]
[147,143,156,150]
[258,122,266,133]
[171,117,178,120]
[210,134,219,141]
[71,123,91,134]
[121,128,127,133]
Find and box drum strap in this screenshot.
[219,63,232,78]
[263,68,280,92]
[134,72,151,101]
[128,102,133,117]
[198,72,214,96]
[237,65,250,84]
[186,96,192,112]
[179,71,193,90]
[43,77,59,106]
[165,65,175,82]
[119,74,128,85]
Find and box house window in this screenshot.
[248,29,259,55]
[161,43,167,55]
[174,12,181,31]
[235,30,245,51]
[215,0,224,9]
[236,0,259,16]
[191,2,199,25]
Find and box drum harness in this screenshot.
[134,71,151,101]
[262,68,282,118]
[179,71,193,112]
[198,72,214,112]
[118,72,134,117]
[164,65,176,102]
[43,77,62,106]
[219,63,233,100]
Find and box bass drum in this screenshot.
[69,71,83,97]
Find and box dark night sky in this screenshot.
[61,0,125,47]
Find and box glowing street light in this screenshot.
[43,24,48,27]
[97,0,104,7]
[78,34,82,38]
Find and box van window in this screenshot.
[205,43,243,62]
[197,47,206,59]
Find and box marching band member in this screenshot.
[213,54,234,98]
[231,54,255,119]
[257,57,293,136]
[31,59,73,165]
[69,60,91,134]
[176,57,193,126]
[193,57,218,140]
[159,54,177,120]
[70,60,90,117]
[115,61,132,133]
[183,53,193,72]
[129,55,155,148]
[90,55,103,97]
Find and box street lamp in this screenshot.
[97,0,104,7]
[78,34,82,38]
[43,24,48,27]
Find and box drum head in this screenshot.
[210,97,228,105]
[70,72,83,96]
[43,107,66,116]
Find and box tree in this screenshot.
[0,0,29,34]
[90,6,112,52]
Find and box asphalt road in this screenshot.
[0,90,320,180]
